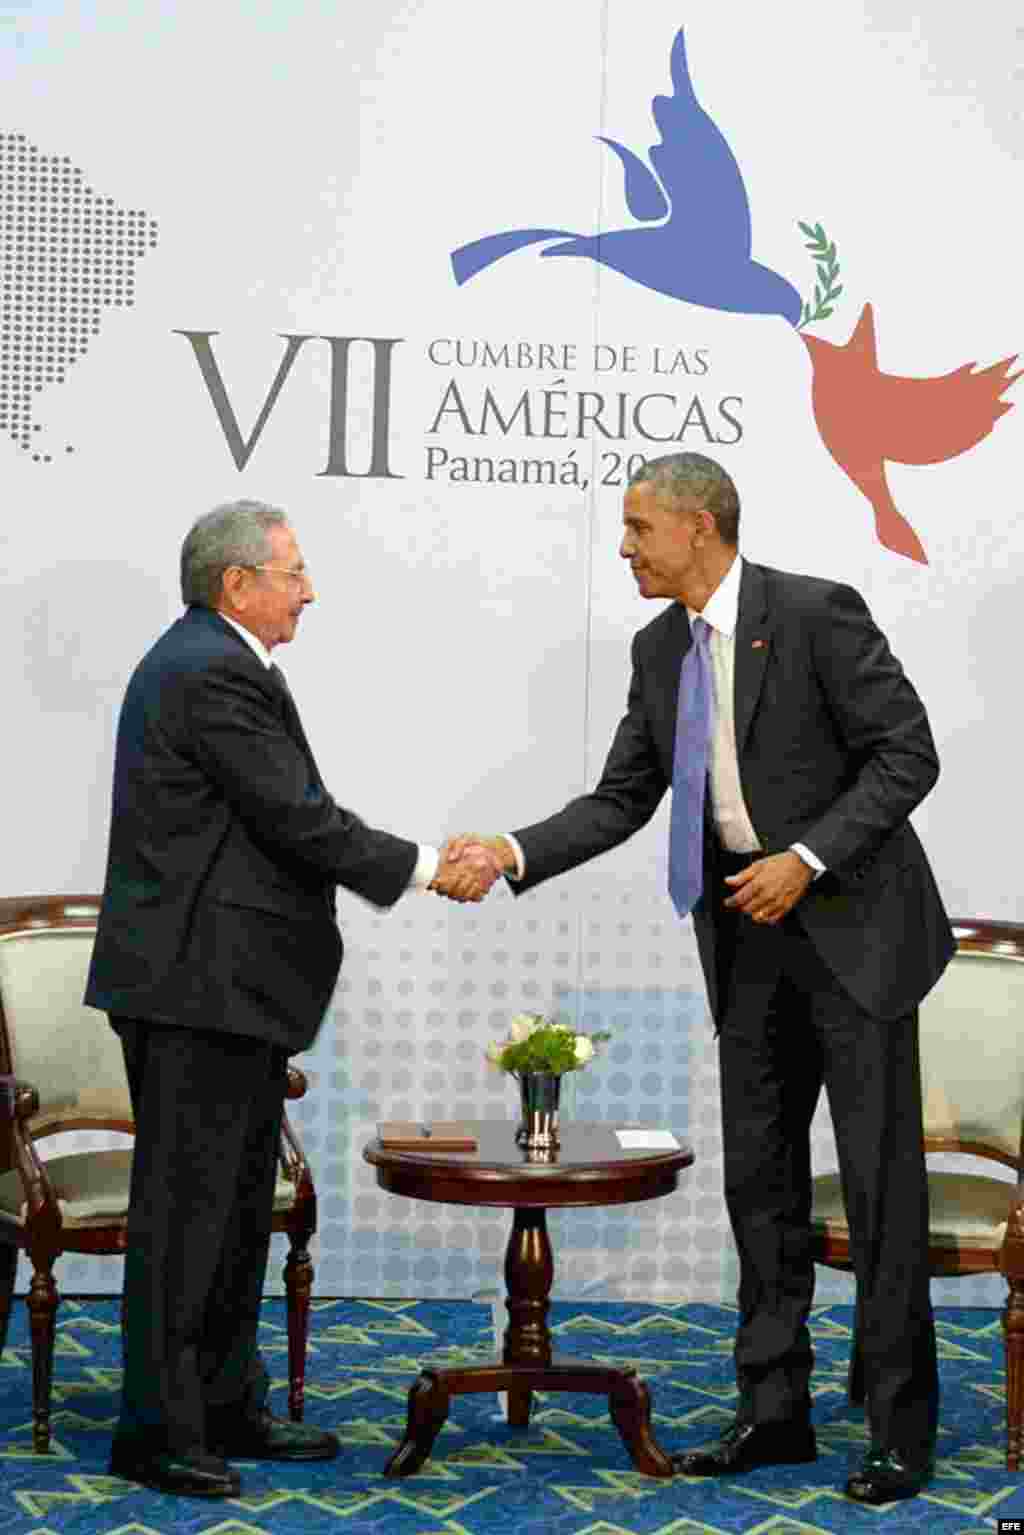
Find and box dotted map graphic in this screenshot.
[0,132,158,461]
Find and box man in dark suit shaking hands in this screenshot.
[450,453,953,1504]
[86,499,498,1497]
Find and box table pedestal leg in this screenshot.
[609,1372,673,1476]
[503,1206,553,1426]
[383,1203,675,1479]
[384,1371,450,1477]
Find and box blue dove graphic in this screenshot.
[451,27,801,326]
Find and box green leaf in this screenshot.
[499,1024,580,1075]
[798,218,844,326]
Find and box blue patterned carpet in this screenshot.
[0,1298,1020,1534]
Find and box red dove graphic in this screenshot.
[801,304,1020,563]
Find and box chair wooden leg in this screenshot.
[0,1245,18,1357]
[284,1243,313,1423]
[27,1267,59,1454]
[1005,1275,1024,1473]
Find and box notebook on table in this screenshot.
[377,1121,478,1151]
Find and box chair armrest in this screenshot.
[999,1180,1024,1286]
[278,1076,313,1195]
[279,1111,310,1183]
[0,1076,41,1123]
[277,1108,316,1242]
[0,1077,60,1237]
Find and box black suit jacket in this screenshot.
[85,605,419,1052]
[513,562,954,1022]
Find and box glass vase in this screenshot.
[515,1070,561,1149]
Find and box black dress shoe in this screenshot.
[845,1447,934,1504]
[108,1444,240,1498]
[208,1408,340,1462]
[673,1418,817,1476]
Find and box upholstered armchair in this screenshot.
[810,918,1024,1471]
[0,894,318,1454]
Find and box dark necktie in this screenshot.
[669,616,713,917]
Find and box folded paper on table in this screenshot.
[615,1129,680,1150]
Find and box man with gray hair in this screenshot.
[86,499,497,1497]
[448,451,952,1505]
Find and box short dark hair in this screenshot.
[628,452,740,545]
[180,499,289,606]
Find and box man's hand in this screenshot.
[723,851,814,925]
[430,840,504,903]
[443,834,518,877]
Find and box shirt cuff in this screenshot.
[790,842,825,879]
[501,833,526,881]
[410,845,440,890]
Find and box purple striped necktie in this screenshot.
[669,616,713,917]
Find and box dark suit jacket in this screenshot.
[513,562,954,1022]
[85,605,419,1052]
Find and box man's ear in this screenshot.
[220,565,247,612]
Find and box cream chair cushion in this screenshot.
[0,924,132,1131]
[0,1148,300,1231]
[919,950,1024,1161]
[0,918,304,1234]
[811,1170,1013,1251]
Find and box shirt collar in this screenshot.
[686,554,742,639]
[218,611,274,669]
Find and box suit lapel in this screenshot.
[652,603,691,762]
[733,562,772,758]
[269,666,325,788]
[192,608,326,788]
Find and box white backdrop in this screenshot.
[1,1,1020,1304]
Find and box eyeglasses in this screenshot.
[241,564,313,588]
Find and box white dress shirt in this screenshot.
[218,612,438,890]
[502,559,824,882]
[687,558,823,875]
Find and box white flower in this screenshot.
[573,1035,595,1065]
[509,1013,541,1043]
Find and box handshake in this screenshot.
[429,835,517,903]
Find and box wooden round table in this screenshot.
[363,1118,694,1478]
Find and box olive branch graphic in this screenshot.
[796,221,843,329]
